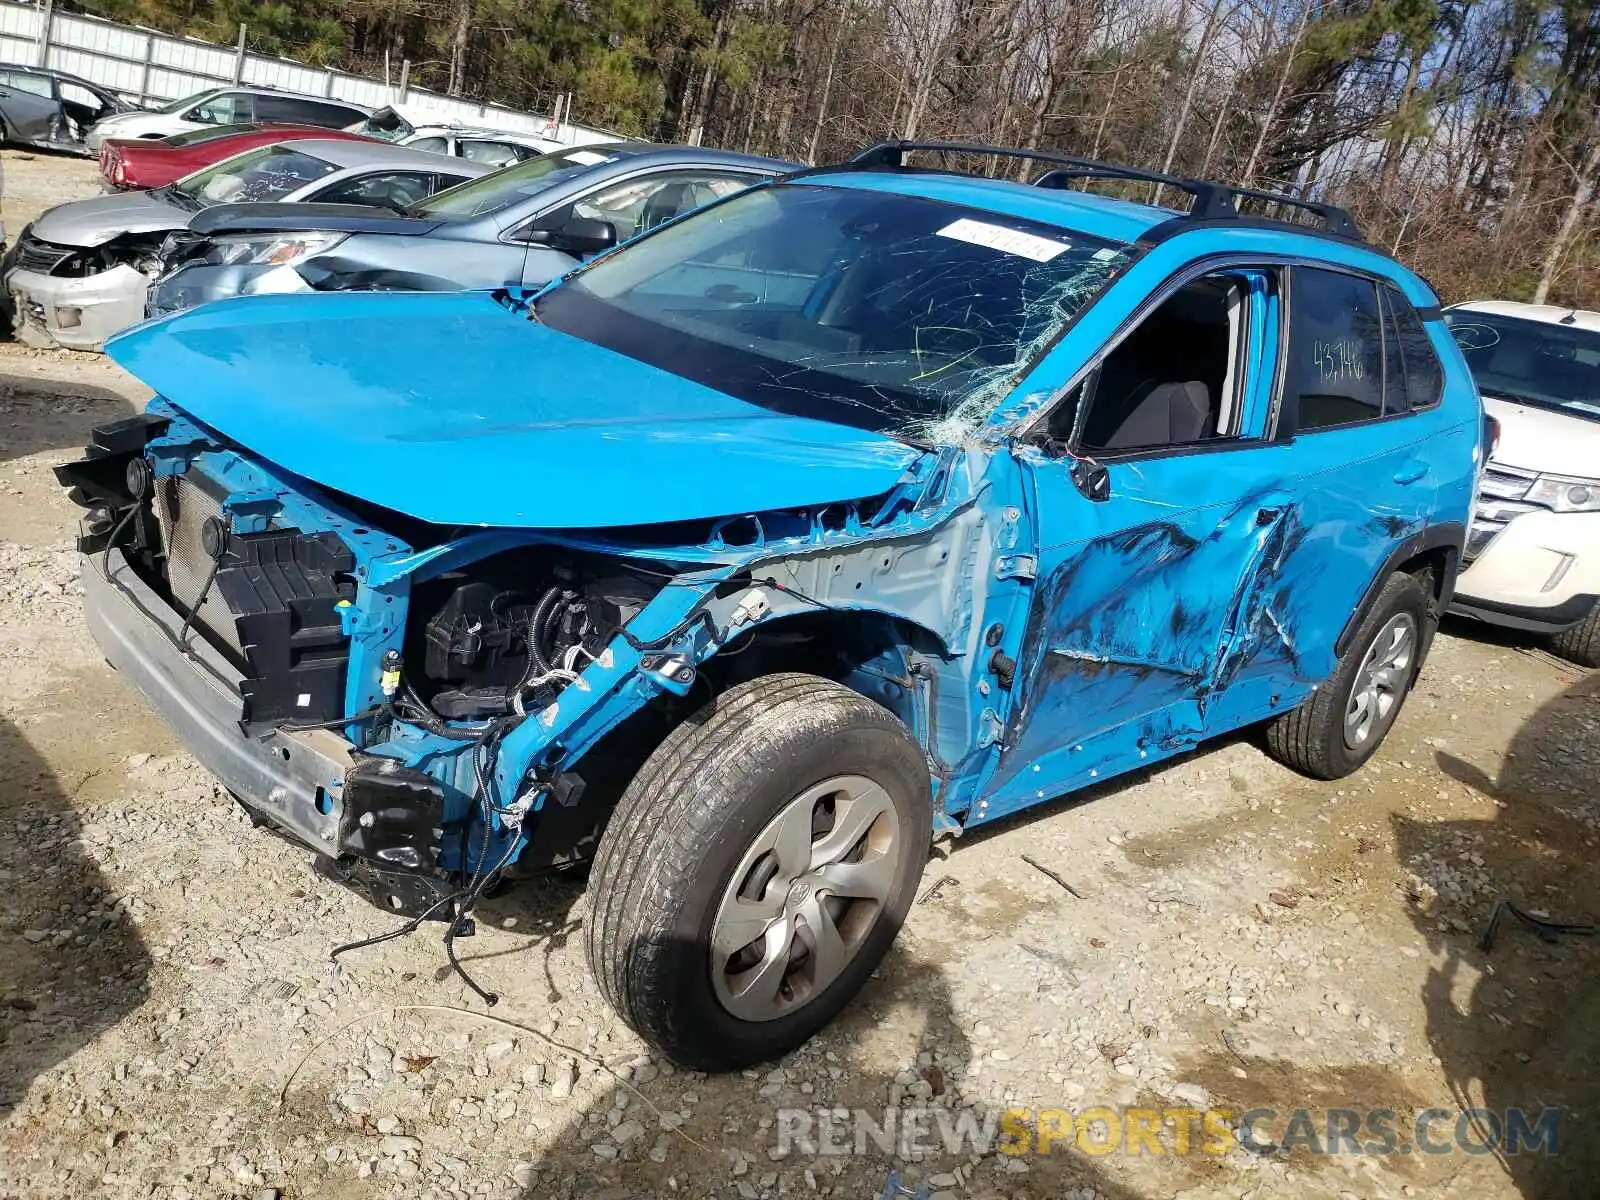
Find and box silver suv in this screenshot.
[146,142,794,317]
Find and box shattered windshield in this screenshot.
[170,143,337,208]
[533,182,1129,442]
[1447,310,1600,420]
[414,146,628,218]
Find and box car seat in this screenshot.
[1102,380,1212,449]
[640,182,694,232]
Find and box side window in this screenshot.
[408,135,449,155]
[1073,271,1254,454]
[1283,267,1385,433]
[60,81,109,112]
[569,171,757,240]
[689,176,749,206]
[311,171,435,208]
[251,94,297,122]
[1381,283,1443,412]
[461,139,523,167]
[0,71,55,98]
[188,91,250,124]
[303,100,367,127]
[428,172,476,195]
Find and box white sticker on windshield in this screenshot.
[1569,401,1600,417]
[936,218,1068,262]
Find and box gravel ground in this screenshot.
[0,150,1596,1200]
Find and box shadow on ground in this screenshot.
[0,713,151,1118]
[512,943,1167,1199]
[1435,612,1549,658]
[457,871,591,1006]
[1402,670,1600,1198]
[0,371,132,465]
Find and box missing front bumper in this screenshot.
[83,550,451,905]
[86,547,350,850]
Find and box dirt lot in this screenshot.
[0,150,1596,1200]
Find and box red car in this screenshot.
[99,122,375,190]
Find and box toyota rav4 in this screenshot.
[59,142,1481,1070]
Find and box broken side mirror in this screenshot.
[1071,455,1110,502]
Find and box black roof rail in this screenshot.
[842,140,1363,242]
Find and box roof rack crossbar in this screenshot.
[843,140,1363,241]
[1226,183,1360,238]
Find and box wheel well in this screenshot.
[1394,544,1457,669]
[514,610,935,876]
[1336,527,1465,659]
[1398,545,1455,614]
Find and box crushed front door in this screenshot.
[980,440,1305,818]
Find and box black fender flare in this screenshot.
[1334,521,1465,661]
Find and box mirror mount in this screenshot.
[536,216,617,256]
[1070,454,1111,502]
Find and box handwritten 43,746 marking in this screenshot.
[1312,337,1366,383]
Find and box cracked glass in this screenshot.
[534,183,1129,443]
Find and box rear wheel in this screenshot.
[1266,572,1429,779]
[585,672,931,1070]
[1550,605,1600,668]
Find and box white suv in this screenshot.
[84,87,370,153]
[1447,301,1600,664]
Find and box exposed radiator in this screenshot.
[153,472,242,654]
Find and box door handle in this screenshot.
[1393,460,1429,485]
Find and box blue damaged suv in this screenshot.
[59,142,1480,1069]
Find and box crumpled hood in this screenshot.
[105,290,923,529]
[33,190,184,248]
[1483,394,1600,478]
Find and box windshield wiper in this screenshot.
[161,186,204,212]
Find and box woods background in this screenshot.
[66,0,1600,306]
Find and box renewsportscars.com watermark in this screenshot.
[774,1105,1563,1159]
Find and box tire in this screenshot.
[585,672,932,1071]
[1266,571,1429,780]
[1550,605,1600,668]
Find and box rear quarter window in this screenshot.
[1381,283,1443,412]
[254,96,364,127]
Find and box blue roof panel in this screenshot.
[797,170,1174,244]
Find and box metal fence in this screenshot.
[0,0,618,144]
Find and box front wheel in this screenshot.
[1266,571,1429,779]
[585,673,932,1070]
[1549,605,1600,667]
